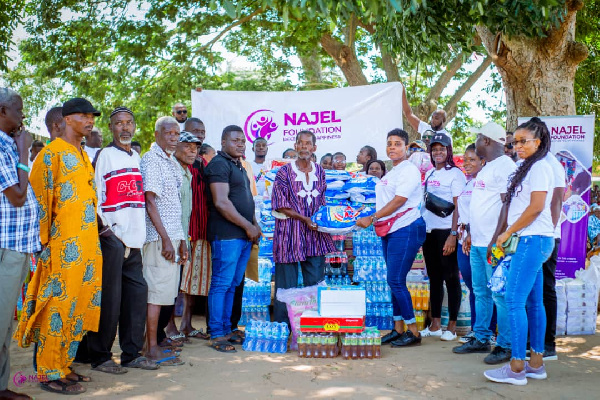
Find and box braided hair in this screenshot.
[505,117,551,205]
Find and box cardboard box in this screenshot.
[300,310,365,333]
[318,286,366,317]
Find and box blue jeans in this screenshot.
[470,246,510,348]
[506,235,554,360]
[457,245,497,331]
[208,239,252,339]
[382,217,426,325]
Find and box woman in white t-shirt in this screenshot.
[421,133,466,341]
[356,129,426,347]
[456,143,493,342]
[484,117,555,386]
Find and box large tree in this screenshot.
[3,0,494,145]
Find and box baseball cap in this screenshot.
[409,140,427,151]
[429,133,452,147]
[62,98,101,117]
[179,131,202,144]
[471,122,506,145]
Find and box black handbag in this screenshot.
[424,172,455,218]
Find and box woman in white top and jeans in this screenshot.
[484,118,555,385]
[420,133,466,341]
[356,129,426,347]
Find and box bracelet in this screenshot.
[16,163,30,173]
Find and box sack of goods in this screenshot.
[311,205,364,234]
[277,284,323,350]
[556,280,567,336]
[564,279,598,335]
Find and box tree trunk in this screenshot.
[320,32,369,86]
[476,0,588,130]
[297,47,323,86]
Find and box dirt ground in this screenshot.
[7,316,600,400]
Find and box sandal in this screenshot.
[40,379,86,395]
[66,370,92,382]
[185,329,210,340]
[227,331,244,345]
[169,333,190,343]
[155,356,185,366]
[211,340,236,353]
[92,359,128,374]
[122,356,160,370]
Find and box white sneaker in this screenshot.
[459,331,475,343]
[420,326,443,337]
[440,331,457,341]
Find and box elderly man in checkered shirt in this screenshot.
[0,88,40,400]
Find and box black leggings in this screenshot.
[423,229,461,321]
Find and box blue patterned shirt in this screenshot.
[0,130,41,254]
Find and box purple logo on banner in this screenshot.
[244,109,278,144]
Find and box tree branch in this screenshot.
[345,13,357,52]
[194,8,264,54]
[444,56,493,122]
[424,52,465,103]
[357,19,375,34]
[380,47,400,82]
[320,32,368,86]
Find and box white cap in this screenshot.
[470,122,506,145]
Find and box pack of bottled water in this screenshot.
[365,302,393,330]
[325,275,353,286]
[240,258,273,326]
[353,257,387,282]
[243,320,290,353]
[352,229,383,257]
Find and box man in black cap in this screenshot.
[78,107,158,374]
[14,97,102,395]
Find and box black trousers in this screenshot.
[274,256,325,325]
[543,239,560,351]
[423,229,461,320]
[80,234,148,366]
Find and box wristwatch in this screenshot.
[450,230,458,236]
[371,214,379,224]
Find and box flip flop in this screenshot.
[159,338,184,348]
[227,331,245,344]
[92,359,128,374]
[155,356,185,366]
[185,329,210,340]
[169,333,189,343]
[211,340,237,353]
[122,356,160,370]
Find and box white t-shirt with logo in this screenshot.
[375,160,422,234]
[422,167,466,231]
[418,121,449,137]
[469,155,517,247]
[544,153,567,239]
[457,178,474,244]
[250,160,271,197]
[507,159,554,237]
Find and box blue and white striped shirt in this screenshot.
[0,130,41,254]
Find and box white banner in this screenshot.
[517,115,596,278]
[190,82,403,162]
